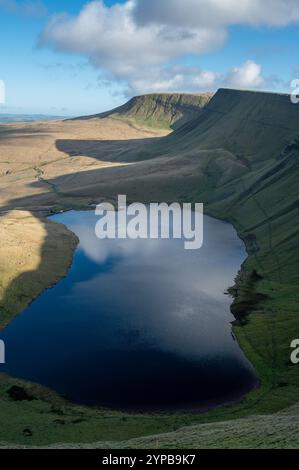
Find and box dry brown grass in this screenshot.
[0,210,46,297]
[0,118,168,210]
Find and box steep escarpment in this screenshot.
[75,93,212,130]
[154,88,299,160]
[179,90,299,282]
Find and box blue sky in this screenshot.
[0,0,298,116]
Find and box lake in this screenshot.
[0,210,257,411]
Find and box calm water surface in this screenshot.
[0,211,257,411]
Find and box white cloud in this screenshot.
[225,60,264,89]
[134,0,299,28]
[39,0,225,94]
[193,71,220,88]
[39,0,292,95]
[40,1,224,75]
[125,66,219,95]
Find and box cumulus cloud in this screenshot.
[38,0,225,94]
[134,0,299,28]
[39,1,225,75]
[98,60,266,96]
[225,60,264,89]
[39,0,292,94]
[127,66,219,95]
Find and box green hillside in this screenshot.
[75,92,212,130]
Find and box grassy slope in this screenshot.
[0,89,298,447]
[47,405,299,449]
[1,403,298,449]
[74,93,212,130]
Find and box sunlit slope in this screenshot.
[74,93,212,130]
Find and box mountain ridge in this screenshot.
[73,92,213,130]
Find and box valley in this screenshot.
[0,89,298,448]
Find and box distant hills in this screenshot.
[0,114,65,124]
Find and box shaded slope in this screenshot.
[143,88,299,161]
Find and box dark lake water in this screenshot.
[0,210,257,411]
